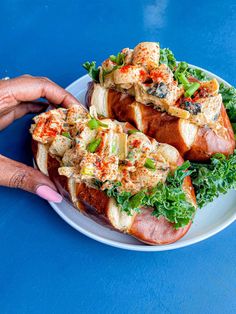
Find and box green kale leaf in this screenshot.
[83,61,100,82]
[106,182,140,214]
[159,48,177,71]
[190,151,236,208]
[105,161,196,229]
[159,46,208,83]
[219,83,236,123]
[146,161,196,229]
[186,67,209,81]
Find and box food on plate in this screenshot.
[30,104,197,245]
[84,42,235,161]
[30,42,236,246]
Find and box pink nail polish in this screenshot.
[36,185,63,203]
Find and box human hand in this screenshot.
[0,75,81,203]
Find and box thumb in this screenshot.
[0,154,62,203]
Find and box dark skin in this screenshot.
[0,75,81,201]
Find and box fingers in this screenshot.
[0,154,62,203]
[0,110,15,130]
[0,75,81,110]
[38,76,81,108]
[0,101,49,131]
[14,101,49,118]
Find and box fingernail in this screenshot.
[36,185,63,203]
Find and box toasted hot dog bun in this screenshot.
[86,82,235,161]
[32,137,196,245]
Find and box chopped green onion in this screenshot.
[61,132,71,139]
[128,191,145,210]
[103,52,125,81]
[128,129,140,135]
[178,73,191,89]
[184,82,200,98]
[109,52,125,66]
[98,120,108,128]
[144,158,156,170]
[174,62,188,81]
[117,52,125,65]
[87,118,99,129]
[87,138,101,153]
[87,118,108,130]
[177,73,200,97]
[109,55,117,63]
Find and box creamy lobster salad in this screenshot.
[83,42,225,134]
[30,105,196,229]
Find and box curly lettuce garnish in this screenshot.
[159,49,208,98]
[187,67,209,81]
[219,83,236,123]
[190,151,236,208]
[103,161,196,229]
[159,48,177,71]
[159,48,209,81]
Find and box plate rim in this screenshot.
[48,64,236,251]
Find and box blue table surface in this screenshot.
[1,1,236,313]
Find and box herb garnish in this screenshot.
[87,118,108,130]
[61,132,71,139]
[174,62,201,96]
[159,48,177,71]
[101,52,126,80]
[190,151,236,208]
[184,82,200,98]
[159,47,209,82]
[219,83,236,123]
[144,158,156,170]
[87,138,102,153]
[186,67,209,81]
[147,161,196,229]
[103,161,196,229]
[83,61,100,82]
[174,61,189,81]
[109,52,125,66]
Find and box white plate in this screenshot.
[48,65,236,251]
